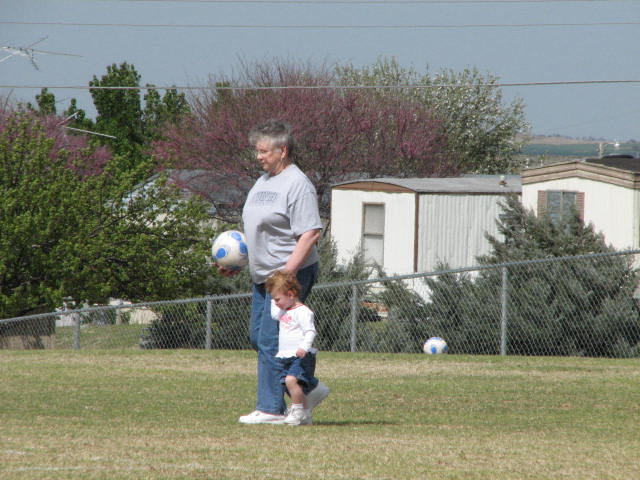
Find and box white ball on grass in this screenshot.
[423,336,448,354]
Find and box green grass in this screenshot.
[54,324,146,349]
[1,350,638,479]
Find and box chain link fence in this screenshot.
[2,251,640,357]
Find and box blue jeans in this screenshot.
[279,352,316,389]
[250,263,319,415]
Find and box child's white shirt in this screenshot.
[271,300,317,358]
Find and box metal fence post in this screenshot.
[500,266,508,356]
[63,297,82,350]
[350,285,358,352]
[205,296,213,350]
[73,312,81,350]
[115,299,123,325]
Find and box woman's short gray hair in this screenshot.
[248,119,295,157]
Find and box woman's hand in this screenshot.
[215,263,241,277]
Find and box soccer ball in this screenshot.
[212,230,249,270]
[423,336,448,354]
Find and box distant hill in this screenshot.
[518,135,638,160]
[520,135,602,146]
[521,143,601,158]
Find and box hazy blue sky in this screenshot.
[1,0,638,141]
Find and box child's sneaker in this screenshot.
[284,407,311,426]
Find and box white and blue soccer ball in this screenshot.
[423,336,448,354]
[212,230,249,270]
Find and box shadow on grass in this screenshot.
[312,420,395,426]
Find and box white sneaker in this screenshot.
[306,381,330,411]
[284,408,311,426]
[238,410,286,425]
[284,407,313,425]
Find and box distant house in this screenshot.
[134,169,250,222]
[330,175,522,276]
[521,156,640,250]
[83,169,249,326]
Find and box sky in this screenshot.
[1,0,639,142]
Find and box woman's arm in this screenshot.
[284,228,322,273]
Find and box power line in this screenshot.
[1,20,637,29]
[109,0,638,4]
[2,79,640,91]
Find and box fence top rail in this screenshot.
[0,292,252,325]
[315,248,640,289]
[2,249,639,324]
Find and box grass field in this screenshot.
[1,350,638,480]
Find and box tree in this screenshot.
[143,85,190,141]
[0,110,214,318]
[34,88,56,116]
[24,88,96,135]
[153,59,452,218]
[88,63,192,174]
[337,57,529,174]
[423,195,640,357]
[89,62,145,168]
[62,98,95,133]
[8,101,111,177]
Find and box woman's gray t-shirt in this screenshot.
[242,164,323,284]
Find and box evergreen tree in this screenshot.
[424,195,640,357]
[89,62,145,171]
[62,98,94,132]
[143,85,190,141]
[34,88,56,116]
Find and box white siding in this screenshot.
[331,189,416,275]
[417,194,506,272]
[522,178,640,250]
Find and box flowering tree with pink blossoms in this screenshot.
[153,60,456,219]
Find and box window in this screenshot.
[538,190,585,223]
[362,203,385,265]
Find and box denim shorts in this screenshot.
[279,352,316,389]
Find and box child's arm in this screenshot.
[296,309,316,357]
[270,300,282,321]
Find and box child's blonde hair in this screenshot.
[265,271,301,297]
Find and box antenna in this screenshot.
[63,126,117,139]
[0,36,82,70]
[58,111,117,139]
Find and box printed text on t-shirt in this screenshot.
[252,191,279,205]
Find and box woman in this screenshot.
[235,119,329,424]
